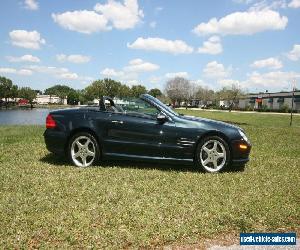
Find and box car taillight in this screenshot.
[46,114,57,129]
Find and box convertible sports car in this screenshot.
[44,94,251,173]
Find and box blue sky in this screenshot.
[0,0,300,92]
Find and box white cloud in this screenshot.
[94,0,143,29]
[56,54,91,63]
[9,30,45,49]
[123,58,159,73]
[0,68,17,74]
[110,71,140,86]
[198,36,223,55]
[18,69,33,76]
[52,0,143,34]
[149,76,162,84]
[203,61,232,79]
[24,0,38,10]
[218,79,241,87]
[125,79,141,86]
[52,10,109,34]
[127,37,194,54]
[8,64,93,82]
[0,67,32,76]
[288,0,300,8]
[27,65,79,79]
[248,0,287,11]
[100,58,159,80]
[192,10,287,36]
[234,0,290,11]
[27,65,67,74]
[286,44,300,61]
[250,57,283,69]
[149,21,157,28]
[233,0,254,4]
[165,72,189,78]
[59,72,79,80]
[6,54,40,63]
[241,71,300,89]
[100,58,159,86]
[101,68,124,77]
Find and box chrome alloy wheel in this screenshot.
[71,136,96,167]
[200,139,226,172]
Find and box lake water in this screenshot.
[0,109,50,125]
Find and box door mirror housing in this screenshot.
[157,113,167,123]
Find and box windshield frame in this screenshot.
[140,94,179,117]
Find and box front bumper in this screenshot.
[230,139,252,166]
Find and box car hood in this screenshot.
[180,115,242,131]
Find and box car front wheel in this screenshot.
[68,132,100,167]
[195,136,230,173]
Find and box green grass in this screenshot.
[0,111,299,248]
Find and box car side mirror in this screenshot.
[157,113,167,123]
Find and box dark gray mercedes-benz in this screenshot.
[44,94,251,173]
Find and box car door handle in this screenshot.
[111,120,123,124]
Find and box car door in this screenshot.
[102,98,168,157]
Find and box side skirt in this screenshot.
[103,152,193,164]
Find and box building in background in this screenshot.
[35,94,67,105]
[221,91,300,111]
[1,94,67,105]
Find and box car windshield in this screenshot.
[104,96,179,117]
[148,96,179,117]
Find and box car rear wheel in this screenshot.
[68,132,100,167]
[195,136,230,173]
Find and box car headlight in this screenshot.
[239,130,249,143]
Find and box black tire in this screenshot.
[68,132,100,167]
[195,135,230,173]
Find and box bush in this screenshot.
[279,104,289,113]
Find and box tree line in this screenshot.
[0,75,243,109]
[165,77,244,110]
[44,79,163,105]
[0,76,163,107]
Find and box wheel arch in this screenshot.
[193,130,232,160]
[65,127,102,155]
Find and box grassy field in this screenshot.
[0,110,299,248]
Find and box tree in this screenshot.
[0,76,18,108]
[102,78,122,98]
[44,85,73,104]
[164,77,190,105]
[118,84,132,98]
[18,87,37,109]
[131,85,147,98]
[157,95,171,105]
[78,89,88,104]
[217,84,244,111]
[44,86,56,96]
[67,90,81,105]
[10,84,19,101]
[84,78,123,101]
[148,88,162,97]
[195,86,215,104]
[85,80,104,101]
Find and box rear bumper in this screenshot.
[44,129,67,155]
[230,139,252,166]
